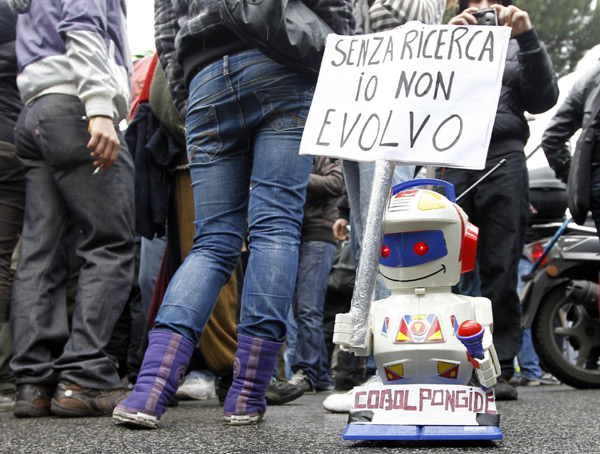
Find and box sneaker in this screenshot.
[539,373,561,386]
[288,370,314,393]
[493,376,518,401]
[51,381,128,417]
[323,375,381,413]
[223,413,264,425]
[13,384,55,418]
[176,371,217,401]
[509,375,541,387]
[265,378,305,405]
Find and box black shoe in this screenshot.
[265,379,305,405]
[334,377,358,391]
[217,373,233,406]
[13,384,55,417]
[493,377,518,401]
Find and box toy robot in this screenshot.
[333,179,503,441]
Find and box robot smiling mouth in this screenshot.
[380,264,446,283]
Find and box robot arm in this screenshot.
[457,320,501,389]
[333,312,372,357]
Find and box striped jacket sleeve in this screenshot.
[369,0,446,31]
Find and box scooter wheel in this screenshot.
[532,282,600,389]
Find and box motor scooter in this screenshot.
[520,168,600,389]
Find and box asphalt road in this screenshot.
[1,384,598,454]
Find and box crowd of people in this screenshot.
[1,0,595,432]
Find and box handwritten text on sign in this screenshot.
[299,23,511,169]
[350,384,498,426]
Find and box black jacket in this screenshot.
[488,28,558,158]
[0,2,22,143]
[541,62,600,182]
[125,102,185,240]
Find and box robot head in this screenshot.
[379,179,478,290]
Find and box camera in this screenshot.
[472,8,498,26]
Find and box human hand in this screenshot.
[448,6,480,26]
[493,4,532,36]
[449,5,532,37]
[87,116,120,171]
[332,218,350,241]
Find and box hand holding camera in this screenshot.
[449,4,532,37]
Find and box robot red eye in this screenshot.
[381,245,391,258]
[413,242,429,256]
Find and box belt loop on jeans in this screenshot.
[223,55,229,77]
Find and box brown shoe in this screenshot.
[13,384,55,417]
[51,381,128,417]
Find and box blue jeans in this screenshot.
[458,262,482,297]
[155,50,314,344]
[515,257,542,380]
[283,308,297,380]
[139,234,167,316]
[10,94,135,388]
[290,241,337,387]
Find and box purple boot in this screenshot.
[223,334,282,425]
[113,330,194,429]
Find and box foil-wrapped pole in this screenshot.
[348,159,395,350]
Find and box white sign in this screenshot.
[350,384,498,426]
[299,23,511,169]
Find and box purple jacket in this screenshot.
[12,0,131,120]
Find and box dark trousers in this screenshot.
[0,139,25,390]
[10,94,135,389]
[437,150,528,379]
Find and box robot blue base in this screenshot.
[343,424,503,441]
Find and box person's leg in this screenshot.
[27,95,136,392]
[515,257,543,382]
[518,327,543,381]
[0,140,25,324]
[139,234,167,316]
[290,241,337,389]
[151,73,251,342]
[0,140,25,404]
[116,55,253,423]
[115,51,312,423]
[9,103,74,417]
[471,153,525,381]
[221,52,314,423]
[10,101,73,387]
[235,61,314,343]
[283,306,297,380]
